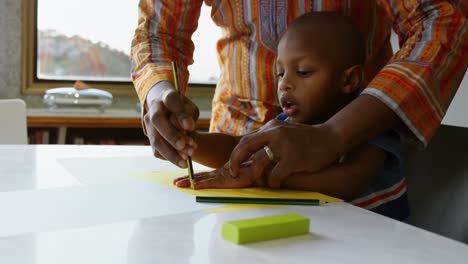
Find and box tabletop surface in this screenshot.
[0,145,467,264]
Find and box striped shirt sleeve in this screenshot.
[364,0,468,146]
[130,0,204,103]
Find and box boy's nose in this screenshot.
[278,75,294,92]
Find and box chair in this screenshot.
[404,125,468,244]
[0,99,27,144]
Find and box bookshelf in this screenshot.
[27,108,211,145]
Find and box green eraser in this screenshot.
[221,213,310,244]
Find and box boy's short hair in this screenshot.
[279,12,366,68]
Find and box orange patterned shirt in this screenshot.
[131,0,467,146]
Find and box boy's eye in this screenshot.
[297,71,313,77]
[277,72,284,79]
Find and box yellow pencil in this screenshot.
[171,61,195,188]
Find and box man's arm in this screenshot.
[131,0,204,101]
[283,144,387,201]
[365,0,468,146]
[131,0,205,167]
[324,0,467,160]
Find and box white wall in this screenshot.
[0,0,21,99]
[443,71,468,128]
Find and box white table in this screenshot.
[0,145,467,264]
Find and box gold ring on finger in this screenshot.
[263,146,274,161]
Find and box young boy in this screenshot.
[174,12,408,221]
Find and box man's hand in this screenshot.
[144,81,199,168]
[229,119,343,188]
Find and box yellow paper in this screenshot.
[131,171,342,212]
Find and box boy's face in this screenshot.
[276,31,347,124]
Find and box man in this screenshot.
[131,1,467,186]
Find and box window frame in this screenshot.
[21,0,215,98]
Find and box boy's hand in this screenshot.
[173,162,267,189]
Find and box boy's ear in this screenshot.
[341,65,363,94]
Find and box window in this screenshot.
[22,0,221,96]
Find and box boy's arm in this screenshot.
[191,132,242,168]
[282,144,387,201]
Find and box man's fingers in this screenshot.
[169,113,182,130]
[258,119,282,132]
[145,127,163,160]
[153,149,166,160]
[152,128,187,168]
[164,91,198,131]
[162,90,186,113]
[151,101,189,151]
[177,98,199,131]
[248,147,275,181]
[229,121,288,176]
[186,98,200,121]
[163,89,199,148]
[268,161,289,188]
[170,114,196,154]
[144,113,169,161]
[229,132,271,176]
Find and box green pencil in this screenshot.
[171,61,195,189]
[196,196,322,206]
